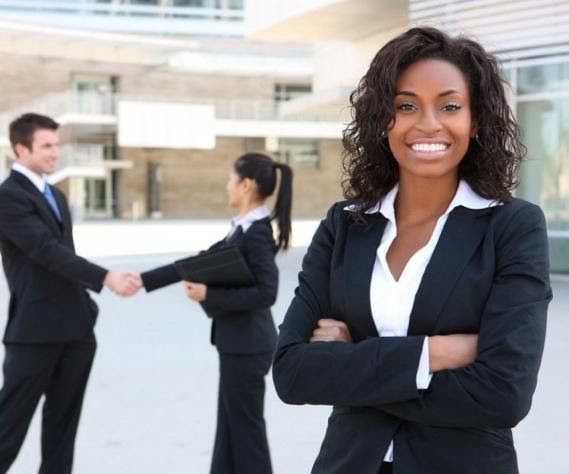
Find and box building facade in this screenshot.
[0,0,567,270]
[247,0,569,272]
[0,0,345,221]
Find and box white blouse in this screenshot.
[352,180,498,463]
[228,204,271,236]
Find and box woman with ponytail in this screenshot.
[140,152,292,474]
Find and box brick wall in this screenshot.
[119,137,344,219]
[0,54,343,219]
[0,54,277,113]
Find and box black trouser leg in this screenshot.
[211,368,234,474]
[211,352,273,474]
[0,344,61,473]
[40,340,96,474]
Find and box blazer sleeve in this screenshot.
[378,203,551,428]
[200,223,278,313]
[0,187,108,292]
[140,240,226,292]
[141,264,181,292]
[273,203,425,407]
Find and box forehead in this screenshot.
[31,128,59,146]
[396,58,469,93]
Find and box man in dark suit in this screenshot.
[0,113,142,473]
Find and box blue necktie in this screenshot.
[43,184,62,222]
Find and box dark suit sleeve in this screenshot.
[273,204,425,407]
[0,187,108,292]
[141,264,181,292]
[200,223,278,313]
[140,242,224,292]
[378,203,551,428]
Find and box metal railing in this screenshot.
[0,91,116,135]
[0,1,244,21]
[0,92,344,138]
[59,144,106,168]
[122,96,345,122]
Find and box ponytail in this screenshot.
[272,162,293,251]
[233,153,293,251]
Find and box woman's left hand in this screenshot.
[184,281,207,302]
[310,318,353,343]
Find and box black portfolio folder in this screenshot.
[174,246,255,287]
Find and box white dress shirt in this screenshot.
[228,204,271,236]
[350,180,498,463]
[12,162,47,193]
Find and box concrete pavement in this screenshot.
[0,248,567,473]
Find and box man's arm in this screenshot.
[0,187,141,296]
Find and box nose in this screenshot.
[416,107,442,134]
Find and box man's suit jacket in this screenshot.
[273,198,551,474]
[141,217,278,354]
[0,171,107,343]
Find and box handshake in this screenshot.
[103,270,143,297]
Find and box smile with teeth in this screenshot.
[411,143,449,152]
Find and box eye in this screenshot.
[396,102,416,112]
[443,102,462,112]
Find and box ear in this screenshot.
[241,177,254,192]
[470,120,478,138]
[14,143,29,159]
[242,177,260,198]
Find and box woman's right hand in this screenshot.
[310,319,353,343]
[428,334,479,372]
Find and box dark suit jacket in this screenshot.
[141,217,278,354]
[273,198,551,474]
[0,171,108,343]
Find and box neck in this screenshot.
[395,173,459,224]
[237,199,264,217]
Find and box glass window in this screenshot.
[517,98,569,231]
[127,0,160,5]
[274,84,312,103]
[172,0,209,6]
[71,74,117,114]
[84,179,107,214]
[518,62,569,95]
[226,0,244,9]
[274,139,320,170]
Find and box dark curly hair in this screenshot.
[342,26,524,219]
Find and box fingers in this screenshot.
[183,281,207,302]
[104,270,143,297]
[122,272,142,297]
[310,318,353,343]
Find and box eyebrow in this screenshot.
[395,89,463,97]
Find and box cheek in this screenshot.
[456,122,474,147]
[386,131,405,159]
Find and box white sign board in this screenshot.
[118,101,215,149]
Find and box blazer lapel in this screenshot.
[225,225,243,245]
[407,206,492,336]
[11,172,62,235]
[52,187,71,233]
[344,213,387,340]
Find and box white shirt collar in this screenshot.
[12,162,46,193]
[345,180,499,220]
[232,205,271,233]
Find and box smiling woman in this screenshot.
[272,27,551,474]
[388,59,474,181]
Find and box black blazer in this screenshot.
[273,199,551,474]
[0,171,108,343]
[141,217,278,355]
